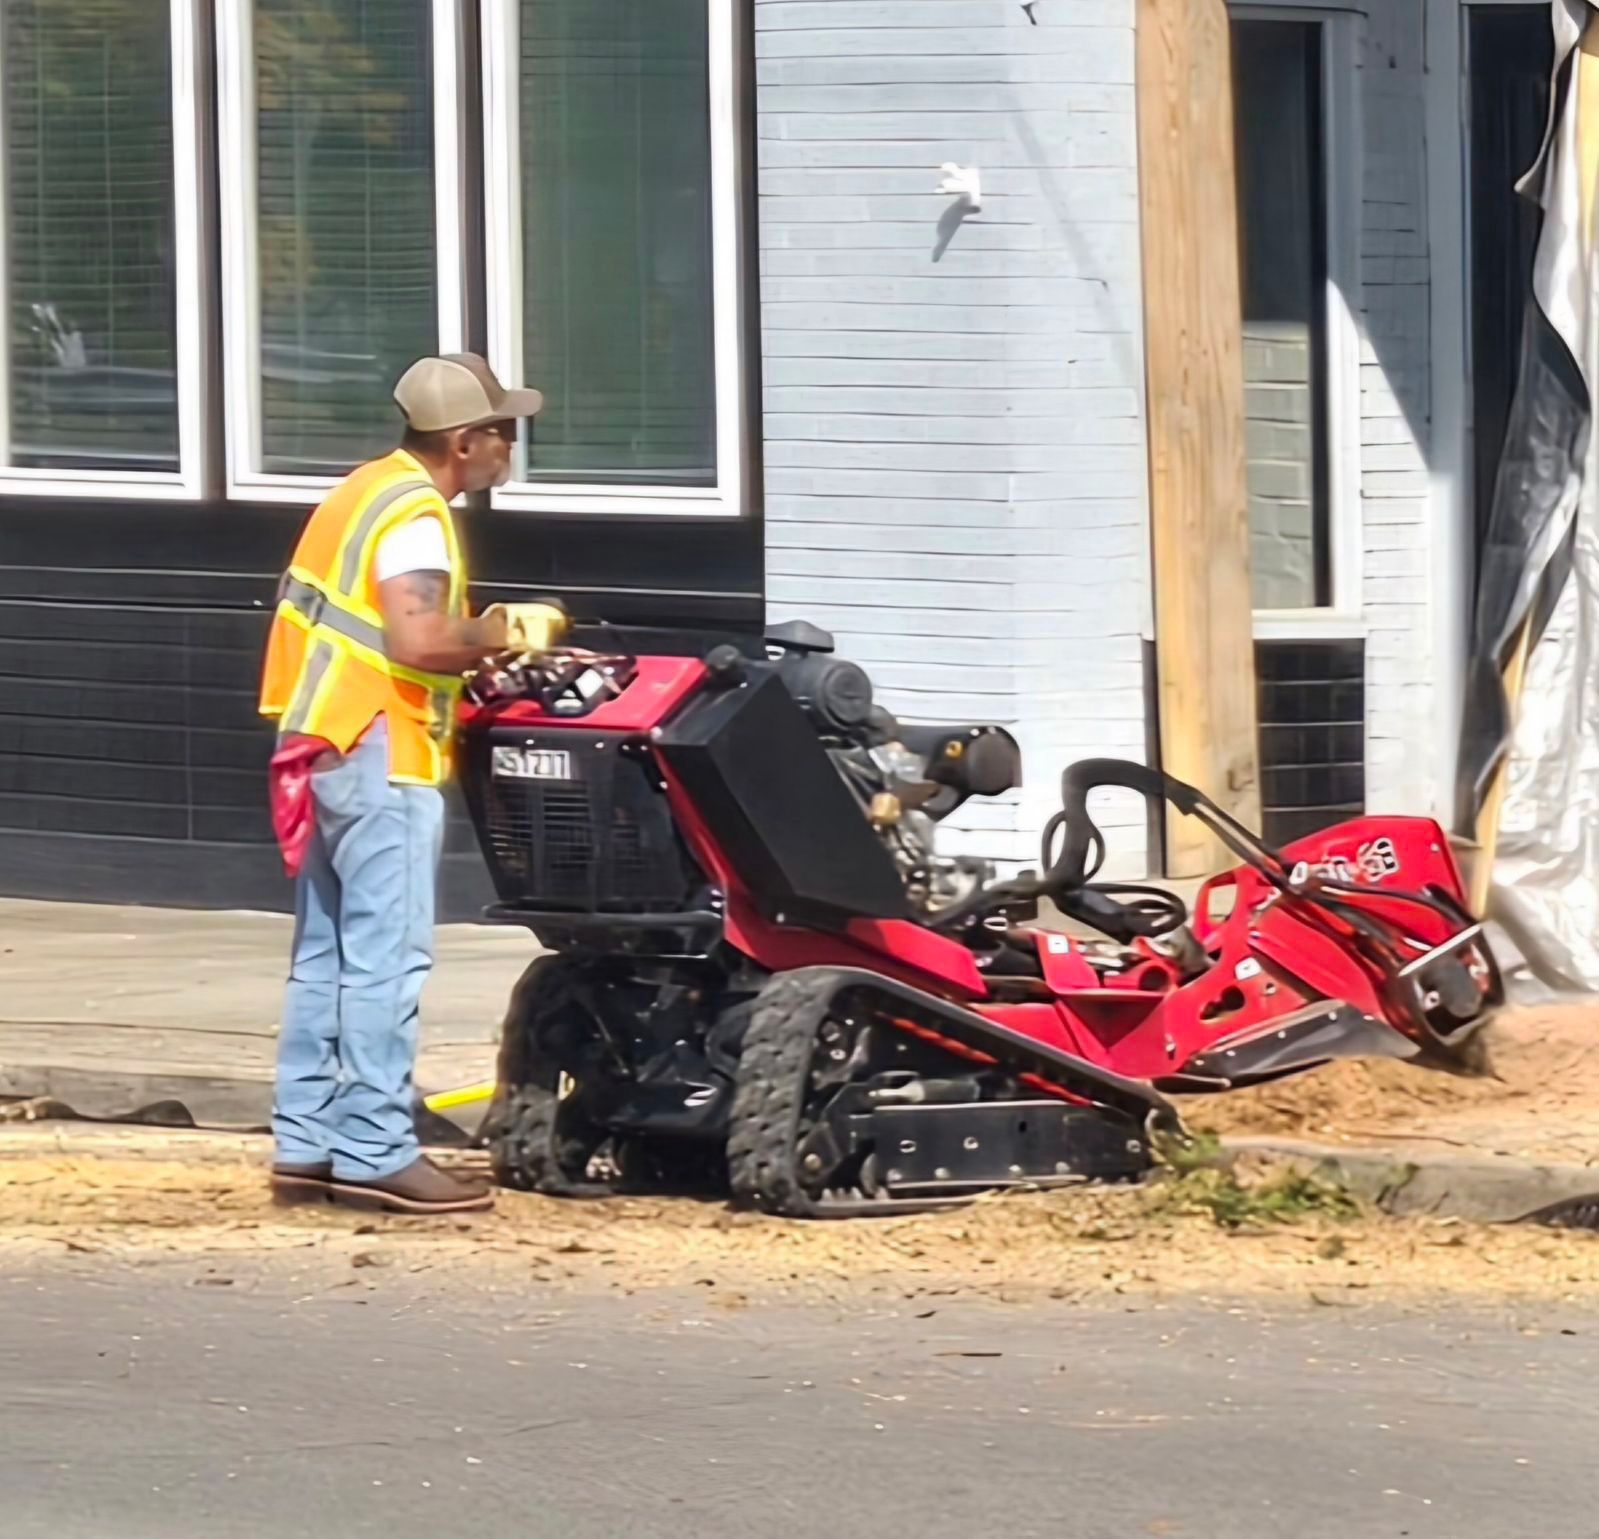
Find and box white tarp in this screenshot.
[1485,0,1599,988]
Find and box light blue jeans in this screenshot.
[273,720,445,1181]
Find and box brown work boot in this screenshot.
[327,1155,495,1215]
[271,1160,333,1206]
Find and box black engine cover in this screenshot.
[655,668,911,926]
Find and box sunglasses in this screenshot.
[471,420,518,444]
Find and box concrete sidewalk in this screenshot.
[7,897,1599,1228]
[0,898,537,1125]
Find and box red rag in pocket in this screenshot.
[268,738,331,879]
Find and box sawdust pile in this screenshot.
[7,1002,1599,1306]
[5,1132,1599,1307]
[1186,1001,1599,1163]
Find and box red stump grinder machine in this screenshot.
[457,622,1501,1216]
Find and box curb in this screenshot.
[0,1064,271,1130]
[0,1077,480,1146]
[0,1123,490,1175]
[0,1123,268,1164]
[1220,1136,1599,1226]
[8,1077,1599,1228]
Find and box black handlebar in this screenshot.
[927,757,1288,933]
[1054,760,1204,888]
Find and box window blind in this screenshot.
[1232,18,1331,611]
[520,0,717,485]
[255,0,437,477]
[1,0,178,471]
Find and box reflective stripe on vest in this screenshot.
[275,567,464,696]
[428,684,454,743]
[334,477,436,594]
[276,573,387,656]
[260,456,468,783]
[281,637,339,737]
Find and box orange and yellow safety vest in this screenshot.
[258,450,469,786]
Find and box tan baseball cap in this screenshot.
[392,352,543,431]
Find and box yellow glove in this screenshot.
[485,602,568,655]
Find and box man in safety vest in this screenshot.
[259,353,564,1215]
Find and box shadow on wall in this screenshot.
[998,8,1447,618]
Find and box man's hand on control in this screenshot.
[481,602,569,656]
[475,606,511,653]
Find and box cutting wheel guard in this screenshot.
[1036,759,1502,1062]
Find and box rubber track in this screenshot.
[485,955,615,1198]
[726,972,835,1217]
[489,1081,563,1193]
[725,973,1131,1220]
[1527,1195,1599,1232]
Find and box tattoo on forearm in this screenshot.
[395,571,449,616]
[387,569,499,660]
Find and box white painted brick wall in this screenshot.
[755,0,1154,874]
[1356,0,1436,816]
[1243,321,1318,609]
[755,0,1445,874]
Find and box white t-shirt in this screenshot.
[372,516,452,584]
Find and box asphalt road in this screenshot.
[2,1258,1596,1539]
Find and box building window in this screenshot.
[1256,638,1366,842]
[520,0,715,486]
[0,0,203,489]
[220,0,464,493]
[256,0,437,476]
[0,0,748,510]
[1232,17,1332,612]
[484,0,746,514]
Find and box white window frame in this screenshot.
[0,0,210,500]
[216,0,468,504]
[1232,4,1365,641]
[1425,0,1546,812]
[480,0,747,518]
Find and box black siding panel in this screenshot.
[0,827,499,920]
[0,493,761,916]
[0,494,764,627]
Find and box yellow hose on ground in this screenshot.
[421,1081,496,1113]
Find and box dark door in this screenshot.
[1469,5,1555,550]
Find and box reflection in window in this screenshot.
[520,0,717,485]
[1232,18,1330,610]
[255,0,437,476]
[1,0,178,471]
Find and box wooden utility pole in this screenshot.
[1135,0,1261,875]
